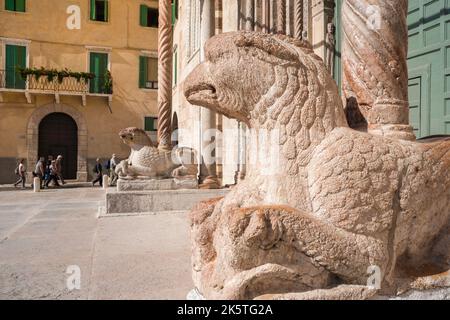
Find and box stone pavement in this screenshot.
[0,186,192,299]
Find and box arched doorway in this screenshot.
[38,113,78,179]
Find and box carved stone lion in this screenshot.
[115,127,197,179]
[183,32,450,300]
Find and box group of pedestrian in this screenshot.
[92,154,119,187]
[14,155,66,190]
[14,154,120,190]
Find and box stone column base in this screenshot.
[200,176,221,189]
[77,171,88,182]
[369,124,416,141]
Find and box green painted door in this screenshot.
[407,0,450,137]
[89,52,108,94]
[333,0,343,94]
[5,44,26,89]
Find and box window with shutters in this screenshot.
[5,0,26,12]
[139,56,158,89]
[4,44,27,89]
[90,0,109,22]
[140,4,158,28]
[89,52,110,94]
[144,117,158,132]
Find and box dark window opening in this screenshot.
[140,5,158,28]
[139,56,158,89]
[144,117,158,132]
[90,0,109,22]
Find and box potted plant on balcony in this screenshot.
[104,70,113,94]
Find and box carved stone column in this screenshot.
[245,0,255,31]
[200,0,220,189]
[262,0,270,33]
[157,0,173,151]
[342,0,415,141]
[294,0,304,39]
[277,0,286,34]
[303,0,310,41]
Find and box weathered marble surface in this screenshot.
[115,127,198,179]
[105,189,229,215]
[117,178,198,192]
[183,31,450,300]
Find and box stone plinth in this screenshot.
[105,189,229,214]
[117,177,198,192]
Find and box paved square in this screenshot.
[0,187,192,299]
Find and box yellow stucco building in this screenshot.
[0,0,160,183]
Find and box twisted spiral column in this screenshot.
[294,0,303,39]
[277,0,286,34]
[342,0,415,140]
[157,0,173,150]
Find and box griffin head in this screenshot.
[118,127,154,147]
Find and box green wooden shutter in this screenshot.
[16,45,26,89]
[5,45,16,88]
[140,4,148,26]
[144,117,157,131]
[99,53,108,93]
[5,45,26,89]
[171,1,177,25]
[16,0,26,12]
[104,0,109,22]
[333,0,342,93]
[89,53,97,92]
[5,0,14,10]
[90,52,108,93]
[90,0,96,20]
[139,56,148,88]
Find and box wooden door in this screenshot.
[38,113,78,180]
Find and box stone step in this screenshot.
[105,188,230,215]
[98,207,188,218]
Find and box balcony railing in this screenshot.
[0,69,26,90]
[0,69,112,105]
[27,73,90,94]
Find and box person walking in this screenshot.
[32,157,45,189]
[92,158,103,187]
[43,157,51,188]
[109,154,119,186]
[45,160,60,188]
[13,159,26,189]
[55,155,66,185]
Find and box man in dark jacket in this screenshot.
[92,158,103,187]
